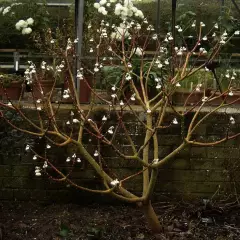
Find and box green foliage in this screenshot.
[59,223,70,238]
[0,0,74,50]
[179,70,214,90]
[0,73,24,87]
[0,0,50,48]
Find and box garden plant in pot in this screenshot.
[29,59,64,101]
[0,73,24,100]
[102,58,163,105]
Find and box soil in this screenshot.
[0,200,240,240]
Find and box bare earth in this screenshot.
[0,201,240,240]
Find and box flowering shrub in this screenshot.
[0,0,72,49]
[15,18,34,35]
[1,0,240,234]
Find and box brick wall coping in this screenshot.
[10,102,240,114]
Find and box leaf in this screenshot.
[59,225,69,237]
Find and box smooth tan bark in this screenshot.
[142,201,162,233]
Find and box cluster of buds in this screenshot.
[35,166,41,176]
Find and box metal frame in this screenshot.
[75,0,84,95]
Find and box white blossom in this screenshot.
[152,34,157,40]
[134,47,143,56]
[43,161,48,169]
[25,145,30,151]
[26,18,34,25]
[130,94,136,101]
[35,166,41,176]
[230,116,235,124]
[2,6,11,15]
[202,36,207,41]
[108,126,114,134]
[73,119,79,123]
[110,179,119,186]
[102,115,107,121]
[15,20,28,30]
[125,73,132,81]
[172,118,178,124]
[94,150,99,157]
[164,59,169,65]
[94,2,101,9]
[22,27,32,35]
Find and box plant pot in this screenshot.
[207,90,240,106]
[0,81,23,100]
[92,89,111,104]
[31,80,55,100]
[172,90,211,106]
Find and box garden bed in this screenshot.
[1,201,240,240]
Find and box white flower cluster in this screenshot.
[108,126,114,134]
[174,46,187,56]
[24,61,36,84]
[63,88,70,99]
[56,60,65,73]
[67,38,72,50]
[15,18,34,35]
[230,116,235,125]
[164,32,174,42]
[111,23,130,40]
[110,179,120,186]
[220,30,228,45]
[35,166,41,176]
[94,0,144,20]
[199,47,208,55]
[134,47,143,56]
[66,153,80,162]
[0,3,22,15]
[0,6,11,15]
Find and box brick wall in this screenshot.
[0,106,239,202]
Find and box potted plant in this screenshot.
[172,69,213,106]
[29,58,66,101]
[0,73,24,100]
[103,61,162,105]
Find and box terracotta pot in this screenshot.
[92,89,111,103]
[207,90,240,106]
[31,80,55,100]
[0,81,23,100]
[172,90,211,106]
